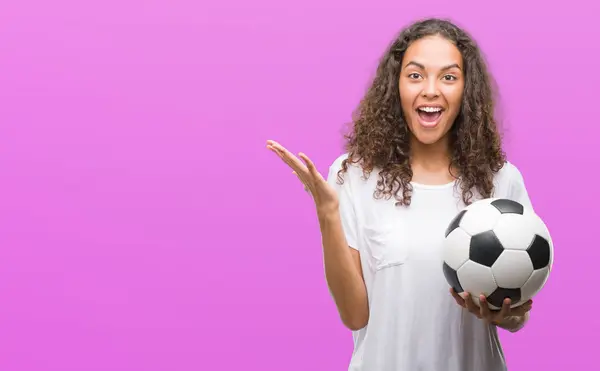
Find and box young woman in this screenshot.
[267,18,533,371]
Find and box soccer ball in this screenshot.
[442,198,553,310]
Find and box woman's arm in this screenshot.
[266,141,369,331]
[318,208,369,331]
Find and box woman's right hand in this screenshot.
[267,140,369,331]
[266,140,339,216]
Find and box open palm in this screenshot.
[266,140,339,214]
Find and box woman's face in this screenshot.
[399,35,465,146]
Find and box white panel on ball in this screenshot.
[456,260,498,306]
[442,228,471,270]
[520,267,551,302]
[491,250,534,288]
[493,213,539,251]
[459,202,502,236]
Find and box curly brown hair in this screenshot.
[339,18,506,206]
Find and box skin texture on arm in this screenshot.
[319,210,369,330]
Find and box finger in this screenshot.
[266,141,281,153]
[292,171,312,193]
[512,300,533,316]
[266,139,283,149]
[450,288,466,307]
[269,144,320,185]
[267,140,294,160]
[291,171,307,187]
[479,294,492,320]
[497,298,511,319]
[268,144,295,165]
[292,170,303,183]
[464,293,481,318]
[267,142,310,175]
[274,148,310,181]
[290,166,313,192]
[266,143,286,161]
[298,152,324,181]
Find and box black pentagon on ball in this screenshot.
[443,262,464,294]
[527,234,551,269]
[490,199,524,215]
[469,230,504,267]
[487,287,521,308]
[445,209,467,238]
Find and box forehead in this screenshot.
[402,35,463,68]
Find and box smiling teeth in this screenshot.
[419,107,442,112]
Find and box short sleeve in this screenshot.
[508,163,534,212]
[326,154,359,250]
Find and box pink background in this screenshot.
[1,0,598,370]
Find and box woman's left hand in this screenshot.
[450,288,532,325]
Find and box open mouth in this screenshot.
[417,106,444,124]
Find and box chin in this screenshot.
[410,125,450,146]
[413,133,445,145]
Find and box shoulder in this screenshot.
[495,160,523,180]
[328,152,364,179]
[329,152,349,171]
[326,153,370,196]
[492,160,529,201]
[495,160,526,186]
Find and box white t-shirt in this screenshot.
[326,153,533,371]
